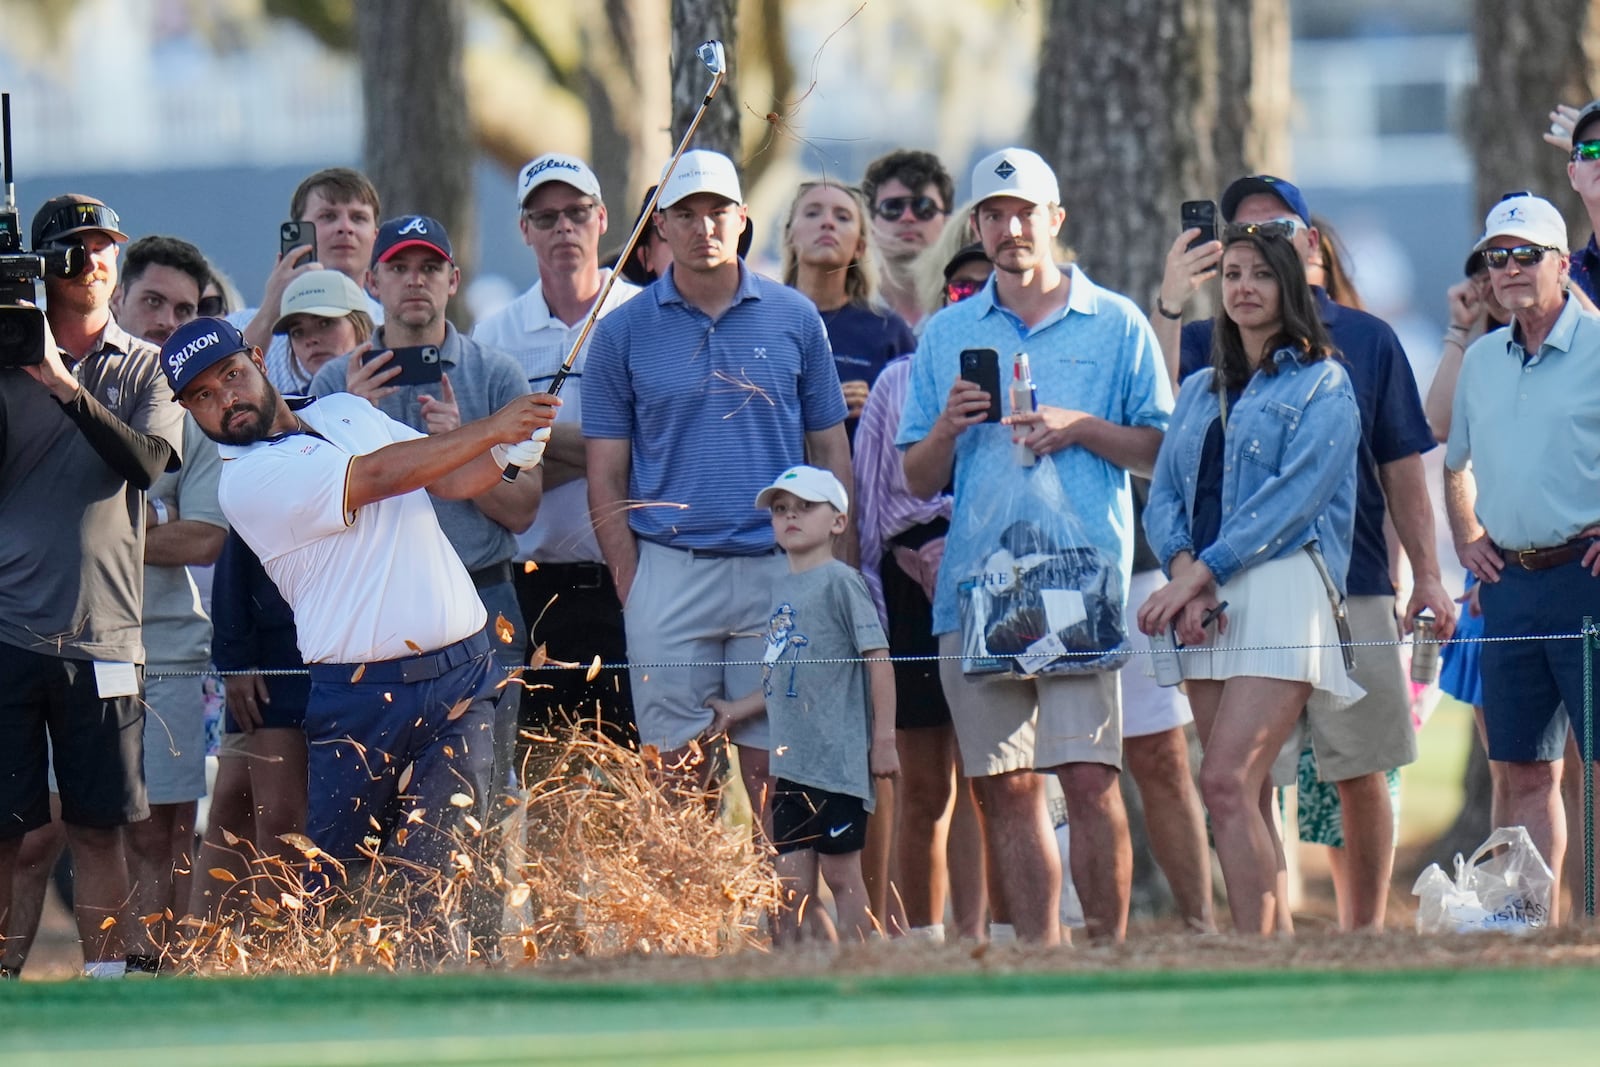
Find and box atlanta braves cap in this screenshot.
[372,215,454,266]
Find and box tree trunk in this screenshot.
[355,0,475,318]
[1467,0,1600,241]
[1031,0,1217,308]
[670,0,739,156]
[1212,0,1291,181]
[582,0,672,224]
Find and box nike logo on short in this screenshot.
[828,823,852,838]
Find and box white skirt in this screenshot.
[1177,551,1365,716]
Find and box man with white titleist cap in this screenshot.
[584,149,851,824]
[1446,193,1600,915]
[474,153,642,746]
[161,316,558,901]
[899,148,1173,943]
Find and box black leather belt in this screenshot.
[468,560,513,589]
[308,628,491,685]
[523,561,609,590]
[1502,538,1594,571]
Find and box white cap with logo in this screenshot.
[754,465,849,515]
[517,153,602,208]
[1474,193,1568,253]
[658,149,743,209]
[970,148,1061,208]
[273,270,370,333]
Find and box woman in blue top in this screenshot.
[1139,229,1364,935]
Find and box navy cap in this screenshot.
[1220,175,1312,226]
[160,317,251,399]
[372,215,453,266]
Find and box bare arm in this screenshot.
[866,651,899,778]
[706,687,766,737]
[1378,454,1456,638]
[537,423,588,490]
[466,466,543,534]
[145,513,227,567]
[346,393,557,512]
[240,246,318,352]
[1444,464,1503,584]
[1153,229,1222,391]
[586,436,639,603]
[903,378,990,499]
[1424,281,1486,442]
[806,422,859,565]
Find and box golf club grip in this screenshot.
[501,365,574,483]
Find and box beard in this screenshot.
[211,385,280,446]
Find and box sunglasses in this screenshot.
[945,277,985,304]
[197,294,228,317]
[523,203,597,230]
[1573,141,1600,162]
[1480,244,1561,269]
[1222,217,1302,242]
[36,202,122,247]
[874,196,946,223]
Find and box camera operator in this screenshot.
[0,194,183,980]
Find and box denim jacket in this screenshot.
[1143,349,1361,595]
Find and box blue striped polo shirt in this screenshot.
[583,263,847,553]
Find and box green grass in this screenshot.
[5,965,1600,1065]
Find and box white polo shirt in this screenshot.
[471,272,640,564]
[217,392,486,664]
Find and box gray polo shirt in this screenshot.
[143,416,227,669]
[1445,296,1600,551]
[0,319,184,662]
[309,321,530,572]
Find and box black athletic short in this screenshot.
[881,524,953,731]
[0,643,148,837]
[771,776,868,856]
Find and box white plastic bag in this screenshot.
[1411,825,1555,934]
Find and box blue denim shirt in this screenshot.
[1143,350,1361,595]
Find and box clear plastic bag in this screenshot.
[1411,825,1555,934]
[956,459,1129,677]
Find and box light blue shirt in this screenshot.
[1444,296,1600,551]
[896,265,1172,635]
[1142,353,1361,595]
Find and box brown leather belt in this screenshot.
[1502,538,1593,571]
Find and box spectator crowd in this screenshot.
[7,95,1600,975]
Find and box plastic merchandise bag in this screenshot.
[1411,825,1555,934]
[956,460,1128,677]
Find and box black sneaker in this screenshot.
[125,953,163,975]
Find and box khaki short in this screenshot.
[1272,594,1417,786]
[937,632,1123,778]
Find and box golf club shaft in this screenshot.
[503,52,728,483]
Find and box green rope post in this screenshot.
[1585,616,1596,919]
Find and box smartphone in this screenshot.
[958,348,1003,423]
[280,221,317,262]
[363,345,442,387]
[1180,200,1217,250]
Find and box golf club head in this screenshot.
[696,40,727,77]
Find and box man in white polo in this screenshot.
[473,153,642,747]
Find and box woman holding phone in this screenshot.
[1139,227,1363,935]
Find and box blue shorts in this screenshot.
[1479,561,1600,762]
[302,629,498,872]
[771,777,868,856]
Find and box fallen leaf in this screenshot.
[404,639,423,654]
[494,613,516,644]
[405,808,426,824]
[449,793,474,808]
[522,559,538,573]
[141,912,164,926]
[394,827,409,846]
[208,867,238,883]
[442,745,455,758]
[99,916,117,930]
[221,828,240,847]
[528,643,548,671]
[277,832,318,854]
[446,698,470,721]
[507,883,531,908]
[382,691,393,703]
[586,655,602,682]
[463,814,482,833]
[248,896,280,918]
[350,664,366,683]
[280,892,303,910]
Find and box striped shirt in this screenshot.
[583,263,847,554]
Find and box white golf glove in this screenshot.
[492,427,551,470]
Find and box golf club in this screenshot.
[503,38,729,482]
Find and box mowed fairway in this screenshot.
[5,965,1600,1065]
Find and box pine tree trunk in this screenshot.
[1213,0,1291,180]
[583,0,672,223]
[355,0,474,316]
[670,0,739,156]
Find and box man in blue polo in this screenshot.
[159,317,557,896]
[583,149,851,823]
[1446,193,1600,917]
[899,148,1172,943]
[1153,175,1456,932]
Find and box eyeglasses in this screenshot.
[197,294,228,317]
[1573,141,1600,162]
[1223,218,1302,242]
[945,277,985,304]
[523,203,597,230]
[1480,244,1561,269]
[873,196,946,223]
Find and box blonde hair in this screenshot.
[780,180,880,308]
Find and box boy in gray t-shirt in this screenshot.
[709,466,897,945]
